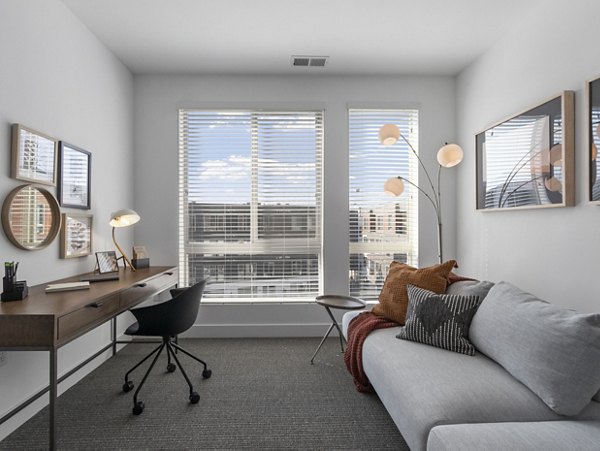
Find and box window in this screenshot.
[179,110,323,301]
[349,109,419,301]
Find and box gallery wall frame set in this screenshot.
[475,91,575,211]
[7,123,93,256]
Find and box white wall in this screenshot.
[456,0,600,312]
[0,0,134,440]
[134,74,458,336]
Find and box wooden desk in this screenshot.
[0,266,177,450]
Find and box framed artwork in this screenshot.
[11,124,58,186]
[60,213,93,259]
[476,91,574,211]
[96,251,119,273]
[587,75,600,202]
[58,142,91,209]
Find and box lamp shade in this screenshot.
[379,124,401,146]
[437,143,464,168]
[109,209,140,228]
[384,177,404,196]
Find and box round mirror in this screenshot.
[1,184,61,250]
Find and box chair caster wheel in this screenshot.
[189,392,200,404]
[167,363,177,373]
[132,401,145,415]
[122,381,134,392]
[202,369,212,379]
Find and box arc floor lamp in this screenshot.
[379,124,463,263]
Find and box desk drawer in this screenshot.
[58,296,119,341]
[120,270,177,310]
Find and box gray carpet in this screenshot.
[0,338,408,450]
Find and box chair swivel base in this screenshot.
[122,336,212,415]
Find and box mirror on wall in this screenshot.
[476,91,574,211]
[1,184,61,250]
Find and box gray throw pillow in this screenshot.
[470,281,600,416]
[396,285,481,356]
[446,280,494,300]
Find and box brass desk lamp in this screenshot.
[109,209,140,271]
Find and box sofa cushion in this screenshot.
[361,327,600,451]
[445,279,494,300]
[396,285,480,356]
[469,281,600,416]
[427,421,600,451]
[372,260,456,325]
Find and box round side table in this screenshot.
[310,294,366,364]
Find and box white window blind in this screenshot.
[349,109,419,301]
[179,110,323,302]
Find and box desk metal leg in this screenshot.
[111,317,117,356]
[49,348,57,451]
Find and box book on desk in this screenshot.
[45,281,90,292]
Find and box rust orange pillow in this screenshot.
[372,260,457,325]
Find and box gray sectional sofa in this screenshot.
[342,280,600,450]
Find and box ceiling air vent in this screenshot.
[292,56,328,68]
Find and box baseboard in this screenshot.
[182,323,339,338]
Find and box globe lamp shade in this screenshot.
[437,143,464,168]
[384,177,404,196]
[379,124,401,147]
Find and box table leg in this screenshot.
[310,323,335,364]
[49,348,57,451]
[324,306,346,352]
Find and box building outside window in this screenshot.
[179,110,323,302]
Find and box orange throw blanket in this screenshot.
[344,312,398,393]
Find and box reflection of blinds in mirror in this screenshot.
[9,187,52,247]
[592,107,600,200]
[484,116,550,208]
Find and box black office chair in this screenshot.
[121,280,212,415]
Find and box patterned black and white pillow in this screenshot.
[396,285,481,356]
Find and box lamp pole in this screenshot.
[392,175,443,264]
[396,133,443,264]
[381,124,463,265]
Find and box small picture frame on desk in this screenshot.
[96,251,119,273]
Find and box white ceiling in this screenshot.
[60,0,541,76]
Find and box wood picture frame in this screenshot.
[11,124,58,186]
[475,91,574,211]
[60,213,92,259]
[58,142,91,209]
[587,75,600,202]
